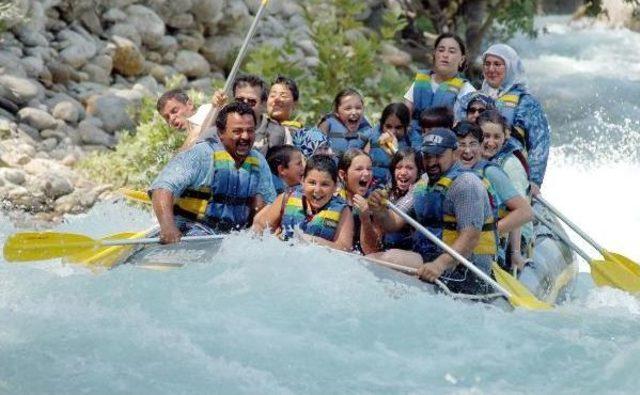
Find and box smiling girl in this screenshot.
[253,155,354,251]
[318,89,372,158]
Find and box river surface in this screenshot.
[1,15,639,395]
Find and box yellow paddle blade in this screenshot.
[603,250,640,277]
[3,232,98,262]
[65,229,152,268]
[491,262,553,310]
[120,188,151,204]
[591,258,640,293]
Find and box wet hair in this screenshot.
[476,109,509,136]
[389,147,423,190]
[380,102,410,130]
[332,88,364,113]
[453,121,484,143]
[338,148,369,174]
[433,32,467,72]
[419,106,453,130]
[271,75,299,102]
[305,154,338,183]
[215,101,257,131]
[266,145,302,175]
[156,89,190,113]
[233,74,269,103]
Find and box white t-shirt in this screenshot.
[187,103,213,128]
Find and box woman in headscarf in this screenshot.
[454,91,496,124]
[480,43,550,196]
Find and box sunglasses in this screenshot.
[468,107,486,115]
[235,97,258,107]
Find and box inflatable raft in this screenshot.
[101,202,577,308]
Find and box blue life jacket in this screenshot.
[495,85,529,150]
[323,114,371,157]
[368,125,420,188]
[409,69,468,137]
[383,192,414,250]
[281,187,347,241]
[471,160,504,220]
[491,137,530,182]
[412,163,497,262]
[174,143,261,232]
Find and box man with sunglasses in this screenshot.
[454,92,496,124]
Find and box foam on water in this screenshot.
[2,15,640,395]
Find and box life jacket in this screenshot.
[322,114,371,157]
[410,69,468,137]
[174,143,262,232]
[368,125,415,188]
[472,160,506,220]
[281,187,347,241]
[412,163,497,261]
[495,86,528,150]
[491,137,531,181]
[382,191,414,250]
[412,69,467,116]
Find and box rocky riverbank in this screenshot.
[0,0,402,223]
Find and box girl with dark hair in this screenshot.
[382,148,423,250]
[253,154,354,251]
[318,89,373,157]
[337,149,380,254]
[366,102,420,187]
[403,33,476,135]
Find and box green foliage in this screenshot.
[493,0,538,40]
[245,0,411,124]
[0,1,27,33]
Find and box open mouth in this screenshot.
[346,118,360,130]
[396,175,411,189]
[460,153,475,164]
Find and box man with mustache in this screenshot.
[149,101,276,244]
[369,128,498,295]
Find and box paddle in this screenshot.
[535,196,640,293]
[3,231,224,263]
[384,200,551,310]
[198,0,270,138]
[533,211,640,293]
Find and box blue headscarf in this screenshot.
[481,44,528,95]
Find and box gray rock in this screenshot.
[174,50,210,78]
[133,75,160,96]
[125,5,165,48]
[14,25,49,47]
[1,0,30,31]
[39,137,58,152]
[156,35,179,55]
[187,77,213,94]
[103,8,128,23]
[23,46,58,63]
[0,168,26,185]
[21,56,46,79]
[79,9,103,35]
[380,43,412,67]
[192,0,225,25]
[40,173,74,199]
[110,35,145,77]
[18,107,59,131]
[45,93,86,120]
[107,23,142,48]
[18,123,41,141]
[58,29,97,68]
[78,119,117,147]
[40,127,68,141]
[82,63,111,85]
[176,32,204,52]
[167,13,195,29]
[85,94,134,133]
[201,35,243,68]
[0,52,27,78]
[52,101,80,124]
[92,55,114,74]
[145,51,163,63]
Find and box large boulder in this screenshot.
[124,5,165,48]
[107,23,142,47]
[78,118,117,147]
[0,75,42,105]
[174,50,210,78]
[201,35,242,69]
[58,29,97,68]
[52,101,81,124]
[191,0,225,26]
[0,52,27,77]
[17,107,59,131]
[85,94,134,133]
[110,35,145,77]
